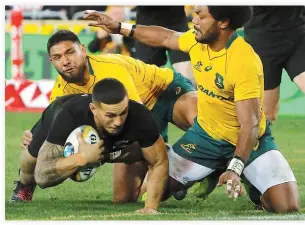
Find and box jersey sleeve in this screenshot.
[234,58,263,102]
[49,75,65,103]
[178,29,198,53]
[136,104,160,148]
[46,109,76,146]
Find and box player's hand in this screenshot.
[83,10,120,34]
[76,132,105,165]
[217,170,244,201]
[135,207,160,214]
[21,130,33,150]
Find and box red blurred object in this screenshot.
[10,7,24,81]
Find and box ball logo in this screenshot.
[90,134,97,144]
[63,142,74,157]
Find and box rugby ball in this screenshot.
[63,125,100,182]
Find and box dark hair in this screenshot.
[208,6,253,30]
[92,78,127,105]
[47,30,81,54]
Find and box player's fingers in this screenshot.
[233,185,241,201]
[24,130,33,138]
[76,132,85,144]
[95,139,104,149]
[226,179,233,194]
[88,22,101,27]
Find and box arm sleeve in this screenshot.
[46,110,76,146]
[49,76,64,103]
[178,29,198,53]
[234,60,263,102]
[137,106,160,148]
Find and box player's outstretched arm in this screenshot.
[83,10,181,50]
[137,136,169,213]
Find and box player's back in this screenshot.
[88,54,174,109]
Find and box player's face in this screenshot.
[192,6,220,44]
[49,41,87,83]
[91,96,129,136]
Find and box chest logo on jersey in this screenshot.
[204,66,212,72]
[215,73,224,89]
[193,61,203,72]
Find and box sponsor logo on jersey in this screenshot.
[215,73,224,89]
[110,150,122,160]
[180,143,196,153]
[198,85,234,102]
[204,66,212,72]
[193,61,203,72]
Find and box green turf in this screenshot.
[5,112,305,220]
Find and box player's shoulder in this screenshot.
[128,100,154,122]
[228,33,262,67]
[87,54,133,72]
[179,29,199,52]
[56,94,91,112]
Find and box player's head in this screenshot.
[90,78,129,136]
[192,6,252,44]
[48,30,87,83]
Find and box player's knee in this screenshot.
[272,201,300,213]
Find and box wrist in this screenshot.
[119,22,136,37]
[74,153,88,167]
[227,156,245,176]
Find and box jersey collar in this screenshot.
[87,56,94,75]
[225,32,239,49]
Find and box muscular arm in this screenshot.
[35,140,86,189]
[83,11,182,50]
[141,136,169,210]
[126,25,182,50]
[235,98,260,162]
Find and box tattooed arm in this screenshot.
[35,133,104,189]
[34,140,87,189]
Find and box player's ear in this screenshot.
[81,44,87,54]
[89,103,97,116]
[219,19,229,29]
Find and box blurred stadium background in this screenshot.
[5,5,305,220]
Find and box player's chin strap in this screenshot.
[227,156,245,176]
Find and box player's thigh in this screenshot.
[172,91,198,131]
[285,34,305,84]
[263,87,280,123]
[172,61,196,86]
[151,72,196,135]
[167,145,214,188]
[293,72,305,94]
[113,162,148,203]
[243,150,299,212]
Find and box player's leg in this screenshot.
[10,119,47,202]
[285,34,305,94]
[242,121,300,213]
[261,54,284,124]
[112,161,148,203]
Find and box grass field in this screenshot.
[5,112,305,220]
